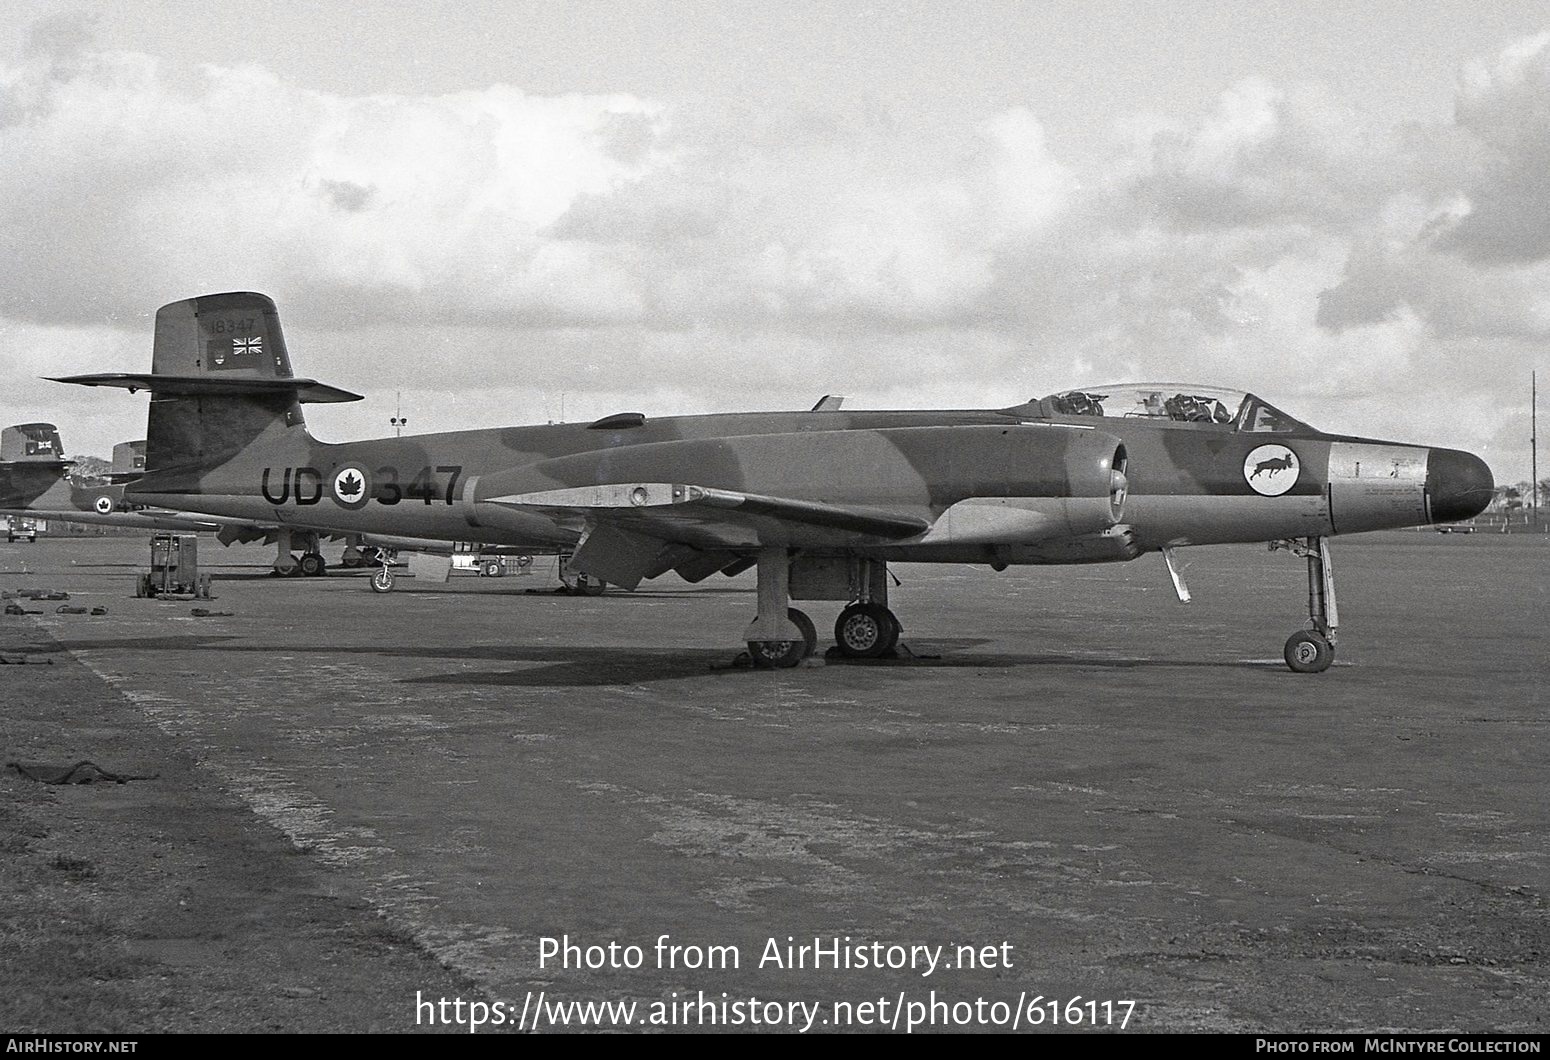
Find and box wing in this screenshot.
[481,483,929,590]
[484,483,927,540]
[471,423,1125,589]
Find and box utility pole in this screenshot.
[390,390,407,438]
[1533,371,1539,524]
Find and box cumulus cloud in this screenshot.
[1127,79,1404,232]
[1443,32,1550,264]
[0,22,1546,481]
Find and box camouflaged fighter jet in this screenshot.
[0,423,70,507]
[58,292,1494,672]
[0,427,221,533]
[1,429,466,574]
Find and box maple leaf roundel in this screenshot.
[330,464,372,509]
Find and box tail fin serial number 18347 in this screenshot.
[260,465,464,506]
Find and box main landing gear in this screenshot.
[744,548,813,668]
[744,551,902,669]
[832,558,901,660]
[1272,536,1338,674]
[558,561,608,596]
[339,541,385,569]
[270,529,329,578]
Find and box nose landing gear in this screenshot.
[369,548,400,593]
[1272,536,1338,673]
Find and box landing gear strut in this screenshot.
[744,548,815,669]
[272,530,327,577]
[271,528,299,576]
[741,552,903,668]
[369,548,400,593]
[833,558,901,659]
[557,554,608,596]
[1273,536,1338,673]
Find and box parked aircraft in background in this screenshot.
[1,423,68,502]
[0,424,219,534]
[0,427,464,576]
[60,292,1493,671]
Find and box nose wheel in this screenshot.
[368,549,400,593]
[1273,536,1338,673]
[1284,630,1333,673]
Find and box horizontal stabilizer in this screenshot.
[485,482,929,540]
[0,459,70,473]
[51,373,363,403]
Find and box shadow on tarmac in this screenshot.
[41,632,1283,687]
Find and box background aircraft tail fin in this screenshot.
[55,292,361,476]
[108,439,147,483]
[0,423,70,508]
[0,423,66,464]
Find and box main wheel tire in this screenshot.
[834,602,898,659]
[575,574,607,596]
[788,608,817,659]
[880,613,901,653]
[748,639,805,669]
[481,559,502,578]
[273,555,300,577]
[370,567,396,594]
[1284,630,1334,673]
[299,552,326,577]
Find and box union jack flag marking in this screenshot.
[232,336,263,357]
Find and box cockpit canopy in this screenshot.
[1039,384,1314,434]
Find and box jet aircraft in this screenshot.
[59,292,1494,672]
[0,425,221,534]
[0,427,475,576]
[0,423,70,508]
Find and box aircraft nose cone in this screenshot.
[1427,448,1494,523]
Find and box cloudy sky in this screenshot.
[1,1,1547,483]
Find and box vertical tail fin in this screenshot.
[53,292,361,478]
[0,423,70,508]
[0,423,65,463]
[147,293,305,473]
[109,440,147,481]
[152,291,295,378]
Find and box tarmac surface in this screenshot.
[1,531,1545,1033]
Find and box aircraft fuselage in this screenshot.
[121,407,1489,563]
